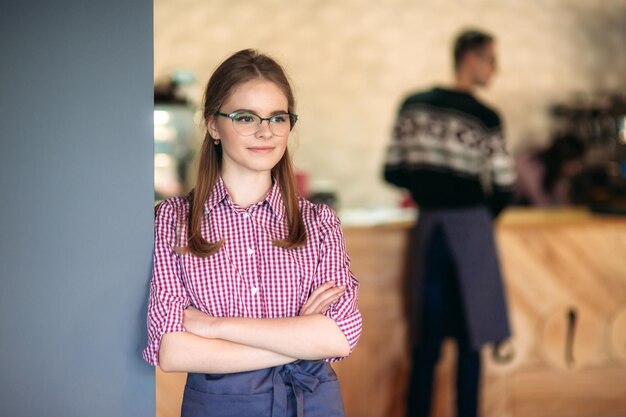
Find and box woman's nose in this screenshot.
[256,119,273,138]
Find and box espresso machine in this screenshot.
[552,94,626,213]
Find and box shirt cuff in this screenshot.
[143,297,188,366]
[324,309,363,362]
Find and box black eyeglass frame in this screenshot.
[213,111,299,136]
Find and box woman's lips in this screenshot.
[247,146,274,153]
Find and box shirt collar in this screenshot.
[204,177,286,222]
[204,177,228,215]
[265,179,286,222]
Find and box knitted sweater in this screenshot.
[384,87,516,217]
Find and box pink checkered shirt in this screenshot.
[143,178,362,366]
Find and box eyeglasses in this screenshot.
[214,111,298,137]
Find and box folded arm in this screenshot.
[158,332,296,374]
[158,280,347,373]
[180,281,350,361]
[215,314,350,358]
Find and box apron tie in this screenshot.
[271,361,322,417]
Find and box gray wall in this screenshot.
[0,1,155,416]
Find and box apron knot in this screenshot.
[282,363,321,393]
[271,361,324,417]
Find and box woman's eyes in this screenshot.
[234,114,256,123]
[233,113,289,123]
[270,115,289,123]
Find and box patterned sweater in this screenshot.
[384,87,516,217]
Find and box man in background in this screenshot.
[383,29,516,417]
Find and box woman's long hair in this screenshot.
[182,49,306,257]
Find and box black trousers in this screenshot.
[406,225,481,417]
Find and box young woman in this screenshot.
[143,49,362,417]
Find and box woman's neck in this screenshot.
[221,171,273,209]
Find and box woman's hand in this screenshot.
[184,306,218,338]
[299,281,345,316]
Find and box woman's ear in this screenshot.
[207,117,219,139]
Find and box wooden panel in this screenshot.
[510,368,626,417]
[156,369,186,417]
[334,227,411,417]
[493,210,626,417]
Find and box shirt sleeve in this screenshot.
[313,205,363,362]
[485,125,516,217]
[142,200,191,366]
[383,107,412,189]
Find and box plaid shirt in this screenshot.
[143,178,362,366]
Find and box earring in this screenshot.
[214,139,220,145]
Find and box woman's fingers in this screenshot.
[313,286,345,311]
[300,283,332,315]
[300,281,345,315]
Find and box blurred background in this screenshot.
[153,0,626,212]
[152,1,626,417]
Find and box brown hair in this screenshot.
[182,49,306,257]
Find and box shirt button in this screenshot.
[251,287,258,295]
[242,212,250,219]
[246,247,254,255]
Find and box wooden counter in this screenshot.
[156,208,626,417]
[486,208,626,417]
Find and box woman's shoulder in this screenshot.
[298,197,341,234]
[154,195,191,222]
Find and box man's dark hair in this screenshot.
[453,29,494,70]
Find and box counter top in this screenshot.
[338,207,417,228]
[498,206,626,226]
[340,206,626,230]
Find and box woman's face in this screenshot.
[208,78,290,179]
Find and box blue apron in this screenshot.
[181,360,345,417]
[406,206,511,349]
